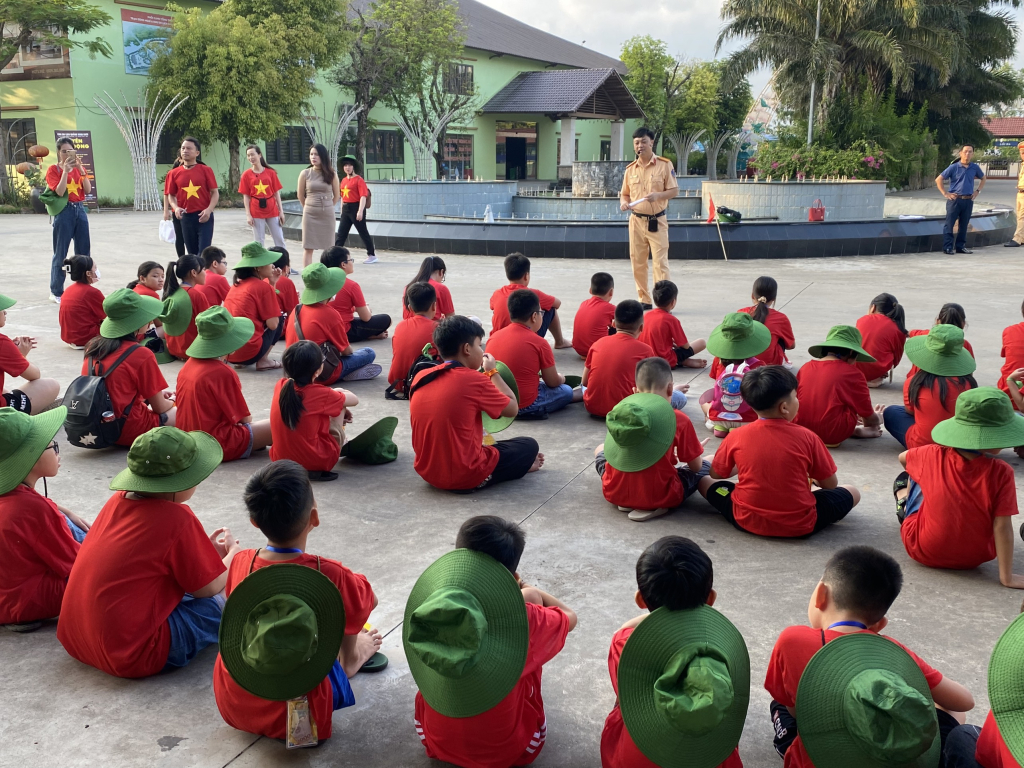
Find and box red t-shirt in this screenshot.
[132,284,159,299]
[602,410,703,510]
[738,307,794,366]
[165,284,212,360]
[0,333,29,394]
[639,308,690,366]
[285,303,351,385]
[794,359,874,445]
[269,379,346,472]
[166,163,218,214]
[389,315,437,391]
[330,279,366,337]
[572,296,616,358]
[410,365,510,490]
[238,167,282,218]
[46,165,86,202]
[999,323,1024,407]
[402,279,455,321]
[59,282,105,346]
[213,550,375,740]
[224,278,280,364]
[198,273,230,306]
[485,322,556,408]
[81,341,167,447]
[903,375,974,448]
[856,313,907,381]
[602,625,743,768]
[174,358,252,461]
[901,444,1017,569]
[415,602,570,768]
[976,711,1021,768]
[584,334,656,417]
[490,285,556,334]
[339,175,369,205]
[57,493,225,678]
[765,625,942,768]
[711,419,837,537]
[270,275,299,316]
[0,485,80,624]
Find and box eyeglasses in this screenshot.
[48,440,59,455]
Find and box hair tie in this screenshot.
[757,296,768,303]
[64,264,71,274]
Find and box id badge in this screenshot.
[286,696,319,749]
[648,217,659,233]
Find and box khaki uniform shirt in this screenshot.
[620,154,678,216]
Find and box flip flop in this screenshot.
[628,508,670,522]
[342,363,382,381]
[256,359,283,371]
[361,652,389,673]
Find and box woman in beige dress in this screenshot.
[298,143,341,266]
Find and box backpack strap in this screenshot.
[89,343,143,378]
[293,305,306,341]
[407,361,463,401]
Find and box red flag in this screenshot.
[706,195,716,223]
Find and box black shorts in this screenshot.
[704,481,855,536]
[452,437,540,493]
[3,389,30,413]
[674,346,695,366]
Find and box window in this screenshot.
[366,129,404,165]
[600,140,611,161]
[442,134,473,178]
[155,131,180,165]
[444,64,474,96]
[265,126,314,165]
[1,117,37,164]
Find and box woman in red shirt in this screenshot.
[738,276,794,367]
[856,292,908,386]
[46,137,92,303]
[224,243,282,370]
[402,256,455,321]
[239,145,286,249]
[58,254,105,350]
[161,255,211,360]
[166,137,219,256]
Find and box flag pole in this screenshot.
[715,218,729,261]
[706,194,728,261]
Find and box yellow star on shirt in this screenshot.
[66,177,82,197]
[341,185,354,201]
[182,180,202,199]
[252,179,270,196]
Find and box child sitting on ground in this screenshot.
[407,515,577,768]
[270,340,359,482]
[595,357,709,522]
[0,406,90,632]
[640,280,707,369]
[794,325,883,446]
[700,313,770,438]
[321,246,391,342]
[57,426,241,678]
[908,302,974,363]
[267,246,298,325]
[175,306,272,461]
[490,253,571,348]
[403,256,454,321]
[224,242,282,371]
[128,261,164,299]
[0,293,60,413]
[602,536,746,768]
[161,255,212,361]
[58,254,105,350]
[998,299,1024,407]
[572,272,616,359]
[856,292,908,387]
[409,316,543,491]
[738,276,793,367]
[486,289,582,418]
[894,387,1024,588]
[765,546,974,767]
[699,365,861,537]
[388,281,438,396]
[213,460,381,742]
[198,246,230,306]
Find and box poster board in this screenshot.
[121,10,173,76]
[54,130,99,204]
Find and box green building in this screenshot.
[1,0,642,203]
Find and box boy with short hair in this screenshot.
[639,280,707,369]
[199,246,230,305]
[213,460,380,742]
[602,536,745,768]
[572,272,616,358]
[320,246,392,342]
[57,426,240,678]
[407,515,577,768]
[595,357,709,522]
[486,289,582,418]
[699,365,861,537]
[388,281,438,395]
[410,316,543,491]
[489,253,571,348]
[584,300,657,417]
[765,546,974,767]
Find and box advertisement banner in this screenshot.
[54,130,99,204]
[121,10,173,76]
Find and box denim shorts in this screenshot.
[164,593,225,670]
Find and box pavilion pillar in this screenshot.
[559,116,576,166]
[610,120,625,161]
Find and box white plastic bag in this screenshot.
[159,219,176,244]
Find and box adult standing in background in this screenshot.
[935,143,985,255]
[166,137,219,256]
[298,143,340,268]
[335,155,377,264]
[1004,140,1024,248]
[239,145,286,249]
[47,137,92,304]
[619,127,678,309]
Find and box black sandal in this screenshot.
[308,470,339,482]
[893,472,910,522]
[360,652,389,673]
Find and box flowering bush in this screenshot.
[749,140,889,182]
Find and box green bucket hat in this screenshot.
[989,613,1024,765]
[482,362,519,434]
[931,387,1024,450]
[0,406,67,495]
[563,374,582,388]
[796,633,940,768]
[0,293,16,312]
[109,427,223,493]
[159,288,194,338]
[403,548,529,718]
[100,288,164,339]
[340,416,398,464]
[618,606,750,768]
[604,393,676,473]
[904,325,976,377]
[808,325,876,363]
[706,313,772,360]
[234,241,280,270]
[186,306,255,359]
[301,263,346,305]
[219,564,346,701]
[341,155,358,167]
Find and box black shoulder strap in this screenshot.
[89,343,142,378]
[293,305,306,341]
[407,361,463,400]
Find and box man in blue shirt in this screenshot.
[935,144,986,254]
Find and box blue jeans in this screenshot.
[519,382,574,417]
[943,198,973,251]
[64,514,87,543]
[943,724,982,768]
[164,593,225,670]
[538,306,555,337]
[882,405,914,448]
[51,201,90,297]
[180,211,214,256]
[340,347,376,378]
[328,659,356,710]
[671,390,687,410]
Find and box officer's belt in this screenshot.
[631,210,666,219]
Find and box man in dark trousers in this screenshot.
[335,155,378,264]
[935,144,986,255]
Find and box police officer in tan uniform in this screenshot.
[619,127,679,307]
[1005,140,1024,247]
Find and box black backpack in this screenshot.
[385,343,443,400]
[63,344,142,449]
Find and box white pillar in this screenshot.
[610,120,625,161]
[559,117,576,166]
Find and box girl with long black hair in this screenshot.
[298,143,340,267]
[402,256,455,321]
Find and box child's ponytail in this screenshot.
[870,293,906,335]
[279,341,324,430]
[163,255,203,300]
[750,276,777,324]
[935,302,966,330]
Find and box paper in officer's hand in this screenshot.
[627,198,648,209]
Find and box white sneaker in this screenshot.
[616,506,633,513]
[67,343,85,350]
[628,508,670,522]
[49,294,61,305]
[363,255,379,264]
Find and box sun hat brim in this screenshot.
[808,340,876,363]
[482,362,519,434]
[219,564,346,701]
[618,605,750,768]
[604,393,678,472]
[0,406,67,495]
[340,416,398,460]
[989,613,1024,765]
[301,267,346,305]
[186,316,255,359]
[403,549,528,718]
[233,246,280,270]
[109,430,223,493]
[706,319,772,360]
[931,411,1024,450]
[100,294,164,339]
[0,293,16,312]
[160,289,194,337]
[564,375,582,388]
[796,633,940,768]
[904,335,976,377]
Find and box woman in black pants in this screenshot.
[334,155,377,264]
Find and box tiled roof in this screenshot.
[481,68,644,119]
[981,116,1024,138]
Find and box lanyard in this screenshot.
[828,620,867,630]
[266,545,303,554]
